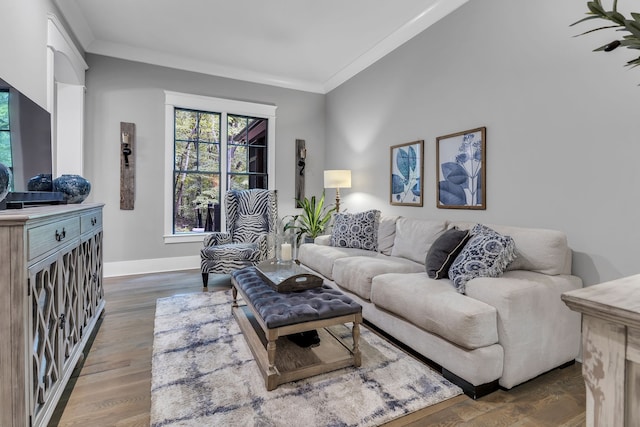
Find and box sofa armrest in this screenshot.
[314,235,331,245]
[465,270,582,389]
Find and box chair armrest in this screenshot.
[257,232,274,259]
[204,232,232,247]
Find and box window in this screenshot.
[227,114,269,190]
[164,91,276,243]
[0,90,11,182]
[173,108,221,233]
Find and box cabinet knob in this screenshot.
[55,228,66,242]
[91,217,97,226]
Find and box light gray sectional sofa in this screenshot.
[297,215,582,397]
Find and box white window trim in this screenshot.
[163,91,277,244]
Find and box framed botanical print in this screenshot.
[390,140,423,206]
[436,127,486,210]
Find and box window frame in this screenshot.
[0,89,11,173]
[164,91,276,244]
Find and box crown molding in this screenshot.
[53,0,95,49]
[54,0,468,94]
[87,39,326,93]
[323,0,469,93]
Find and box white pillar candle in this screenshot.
[281,243,292,261]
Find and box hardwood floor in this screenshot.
[51,269,585,426]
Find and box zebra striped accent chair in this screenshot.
[200,189,278,286]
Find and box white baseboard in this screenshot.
[104,255,200,278]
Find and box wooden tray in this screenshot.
[255,259,323,292]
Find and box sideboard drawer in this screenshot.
[81,210,102,234]
[28,217,80,260]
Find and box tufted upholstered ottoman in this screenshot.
[231,266,363,390]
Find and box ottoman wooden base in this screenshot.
[231,269,362,391]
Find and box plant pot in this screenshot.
[53,174,91,204]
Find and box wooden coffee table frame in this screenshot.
[231,280,362,391]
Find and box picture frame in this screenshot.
[390,140,424,206]
[436,127,486,210]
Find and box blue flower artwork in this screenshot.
[390,140,423,206]
[437,127,486,209]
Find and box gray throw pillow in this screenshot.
[330,210,381,251]
[448,224,516,294]
[425,228,470,279]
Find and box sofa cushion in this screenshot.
[448,221,571,275]
[390,218,447,264]
[425,228,470,279]
[378,215,400,255]
[448,224,516,294]
[297,243,378,280]
[370,272,499,350]
[330,210,381,251]
[332,255,425,301]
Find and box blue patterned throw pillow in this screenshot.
[330,210,381,251]
[448,224,516,294]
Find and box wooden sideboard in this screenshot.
[562,275,640,427]
[0,203,105,427]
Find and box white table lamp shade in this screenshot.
[324,170,351,189]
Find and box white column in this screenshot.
[55,82,85,176]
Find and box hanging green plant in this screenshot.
[572,1,640,70]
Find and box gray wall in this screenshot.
[84,55,325,264]
[5,0,639,286]
[325,0,640,286]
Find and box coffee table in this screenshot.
[230,266,362,391]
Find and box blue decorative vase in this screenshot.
[53,174,91,204]
[0,163,11,203]
[27,173,53,192]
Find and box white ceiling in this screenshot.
[54,0,468,93]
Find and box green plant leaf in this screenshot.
[292,192,336,239]
[595,39,622,51]
[607,11,626,25]
[587,1,606,16]
[626,56,640,67]
[575,24,623,37]
[570,15,601,27]
[625,20,640,38]
[620,38,640,48]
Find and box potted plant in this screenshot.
[286,192,336,244]
[572,1,640,71]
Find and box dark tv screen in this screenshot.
[0,77,53,192]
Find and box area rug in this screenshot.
[151,291,462,426]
